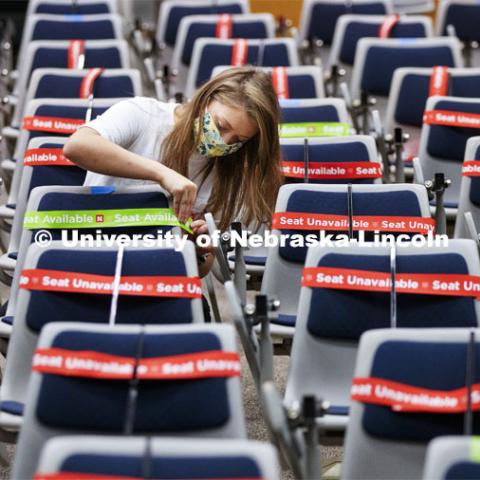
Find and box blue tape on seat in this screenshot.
[65,14,85,21]
[1,316,13,325]
[90,186,116,194]
[0,401,23,416]
[7,252,17,260]
[327,405,350,416]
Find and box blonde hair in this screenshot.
[161,66,283,230]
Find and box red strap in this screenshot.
[35,474,261,480]
[35,474,141,480]
[272,67,289,100]
[352,376,480,413]
[216,13,233,39]
[22,116,84,134]
[80,68,104,99]
[24,148,75,167]
[429,66,449,97]
[19,269,203,298]
[463,160,480,177]
[272,212,435,234]
[378,14,400,38]
[32,348,241,380]
[231,39,248,66]
[423,110,480,129]
[302,266,480,297]
[68,40,85,69]
[282,161,381,179]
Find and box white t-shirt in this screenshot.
[83,96,213,213]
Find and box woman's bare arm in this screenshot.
[64,127,197,223]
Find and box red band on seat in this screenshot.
[462,160,480,177]
[68,40,85,69]
[429,66,449,97]
[378,14,400,38]
[282,161,381,179]
[35,474,262,480]
[34,474,142,480]
[423,110,480,128]
[302,266,480,297]
[80,68,105,98]
[272,212,435,234]
[23,148,74,167]
[19,269,203,298]
[272,67,289,100]
[231,39,248,66]
[216,14,233,39]
[352,377,480,413]
[22,116,84,134]
[32,348,241,380]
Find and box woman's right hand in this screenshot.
[157,166,198,224]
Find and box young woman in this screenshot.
[64,66,283,276]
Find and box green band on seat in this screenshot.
[279,122,350,138]
[23,208,193,234]
[470,437,480,462]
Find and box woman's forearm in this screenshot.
[64,127,167,183]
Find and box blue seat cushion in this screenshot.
[61,453,261,479]
[307,253,477,341]
[271,314,296,327]
[36,4,110,14]
[469,146,480,207]
[25,248,194,332]
[362,341,480,441]
[36,330,231,432]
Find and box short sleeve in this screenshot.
[83,97,153,148]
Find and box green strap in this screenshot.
[23,208,193,234]
[471,437,480,462]
[279,122,350,138]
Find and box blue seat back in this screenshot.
[182,20,268,65]
[469,144,480,207]
[446,462,480,480]
[59,453,261,479]
[28,141,87,194]
[280,104,341,123]
[25,248,195,332]
[36,330,231,431]
[35,3,111,14]
[278,189,422,263]
[362,340,480,441]
[442,4,480,42]
[306,252,477,341]
[340,21,427,65]
[395,72,480,127]
[35,74,135,99]
[165,3,243,46]
[32,18,116,41]
[307,1,387,45]
[281,141,374,185]
[31,46,123,75]
[361,43,456,95]
[195,42,292,88]
[426,99,480,161]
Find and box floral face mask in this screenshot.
[193,110,244,158]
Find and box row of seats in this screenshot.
[4,0,480,479]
